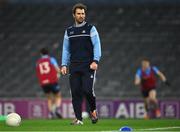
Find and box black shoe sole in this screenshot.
[92,119,98,124]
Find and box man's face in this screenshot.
[73,8,86,24]
[141,60,150,70]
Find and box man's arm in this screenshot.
[156,71,167,82]
[61,30,70,75]
[61,30,70,66]
[134,69,141,86]
[90,26,101,64]
[50,57,61,73]
[153,66,170,86]
[152,66,166,82]
[157,71,171,86]
[90,26,101,70]
[134,75,141,86]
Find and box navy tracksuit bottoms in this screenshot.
[69,62,96,121]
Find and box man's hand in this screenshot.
[61,66,67,75]
[90,62,98,70]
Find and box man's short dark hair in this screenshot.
[40,47,49,55]
[142,57,150,62]
[72,3,87,14]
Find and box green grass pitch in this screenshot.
[0,119,180,131]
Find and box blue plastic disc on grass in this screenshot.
[119,126,133,131]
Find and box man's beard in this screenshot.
[76,18,85,24]
[77,20,83,24]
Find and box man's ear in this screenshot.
[72,13,75,18]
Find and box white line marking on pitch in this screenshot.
[138,126,180,131]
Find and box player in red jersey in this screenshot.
[36,48,62,119]
[134,59,170,119]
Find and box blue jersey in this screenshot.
[136,66,159,79]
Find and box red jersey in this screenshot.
[36,57,58,86]
[141,68,156,90]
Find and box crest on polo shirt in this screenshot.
[82,30,86,33]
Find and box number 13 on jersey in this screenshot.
[39,62,51,74]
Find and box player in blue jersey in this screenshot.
[61,3,101,125]
[134,59,170,119]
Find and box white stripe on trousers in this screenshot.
[92,70,96,97]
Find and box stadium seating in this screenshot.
[0,3,179,98]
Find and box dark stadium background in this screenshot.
[0,0,180,119]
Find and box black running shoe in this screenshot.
[90,110,98,124]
